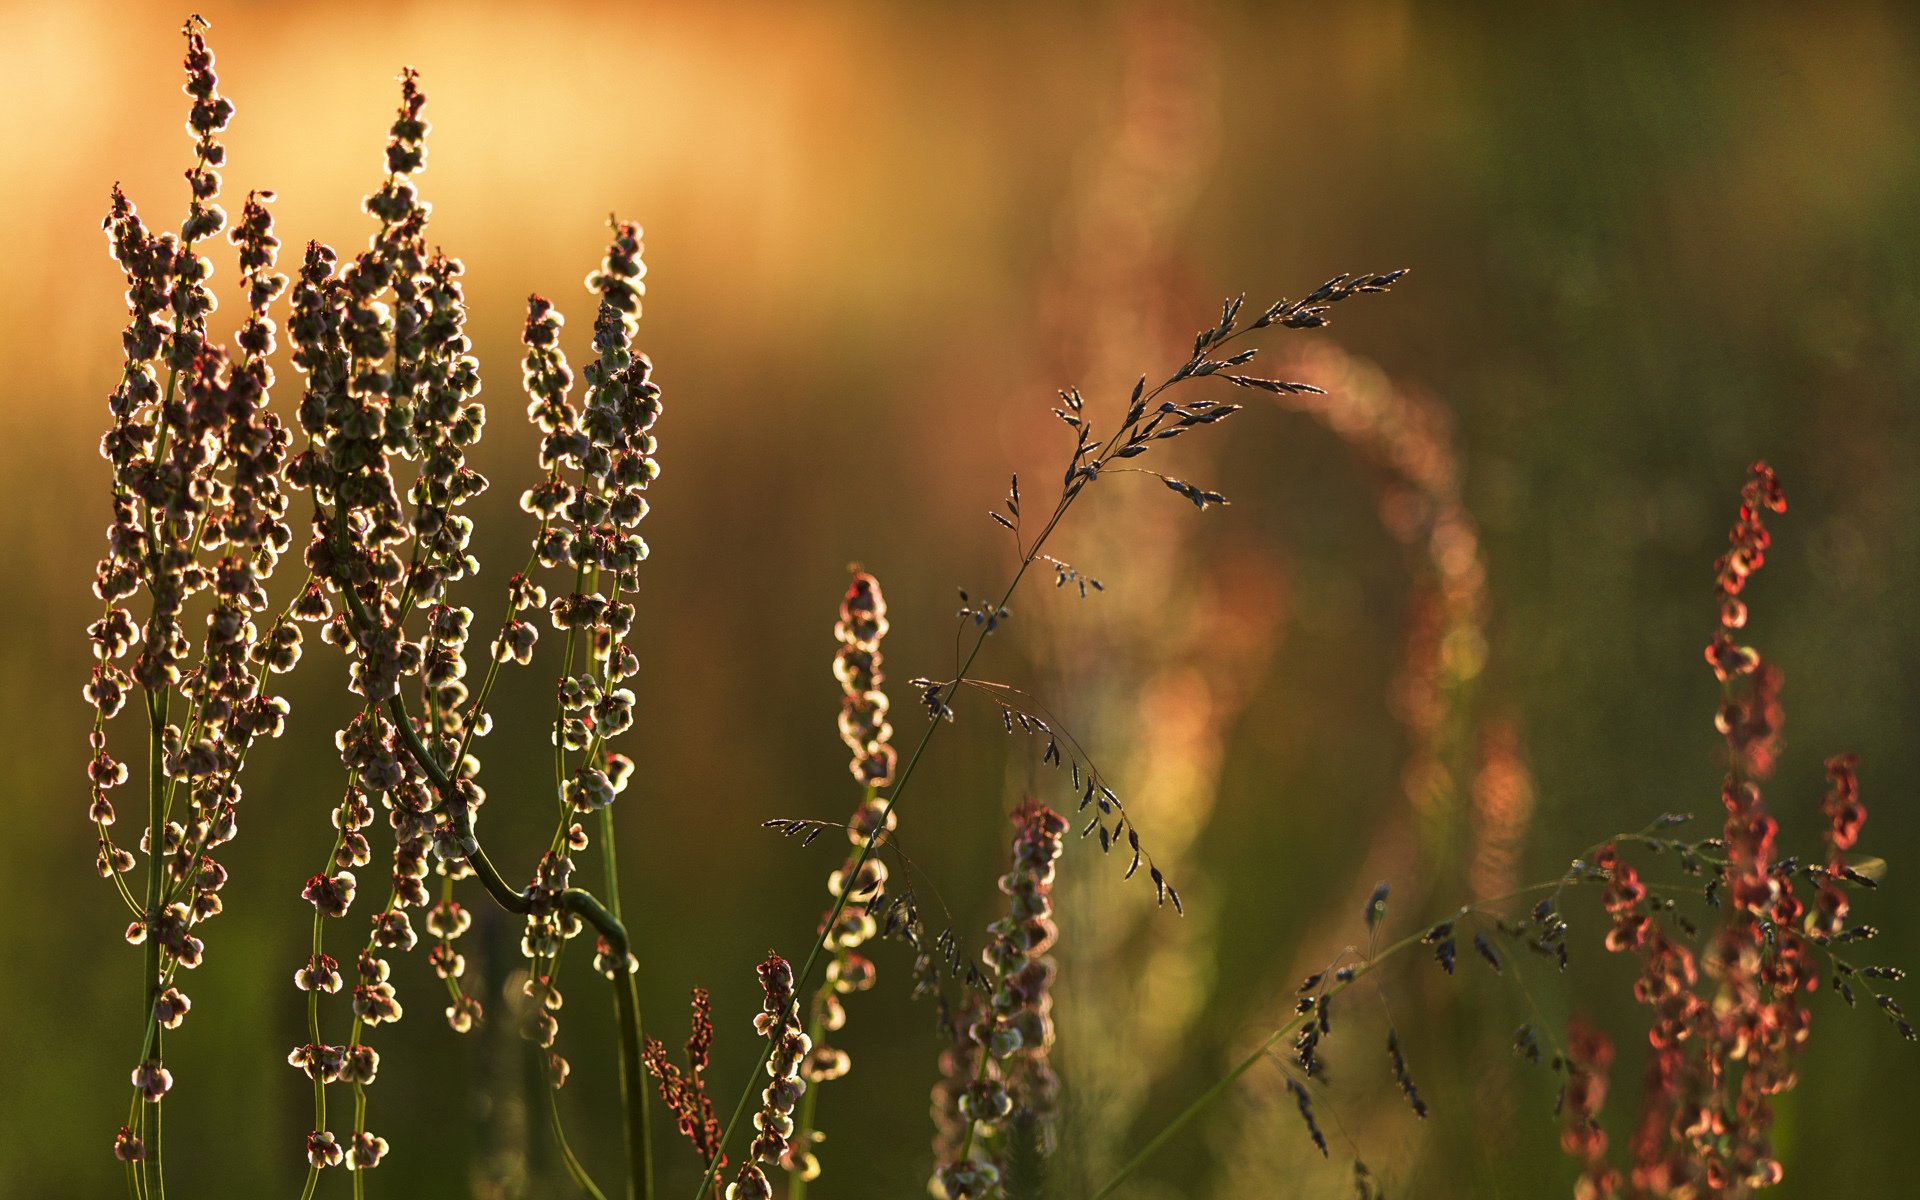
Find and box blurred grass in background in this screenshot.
[3,1,1916,1196]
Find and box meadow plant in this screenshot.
[86,19,1908,1200]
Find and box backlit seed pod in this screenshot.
[295,953,343,994]
[112,1127,145,1163]
[345,1131,388,1171]
[445,993,483,1034]
[132,1060,172,1101]
[306,1131,343,1170]
[153,988,192,1029]
[339,1044,379,1086]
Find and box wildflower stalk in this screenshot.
[697,279,1403,1199]
[698,531,1052,1200]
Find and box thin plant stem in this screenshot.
[1087,880,1568,1200]
[545,1058,613,1200]
[602,804,654,1200]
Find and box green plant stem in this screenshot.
[331,571,648,1198]
[545,1056,612,1200]
[602,805,654,1200]
[785,1004,826,1200]
[138,685,169,1200]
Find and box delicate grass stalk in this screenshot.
[700,279,1409,1197]
[1088,881,1561,1200]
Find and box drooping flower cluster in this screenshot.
[932,803,1067,1199]
[89,16,295,1166]
[728,954,810,1200]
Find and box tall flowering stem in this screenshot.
[722,955,810,1200]
[932,803,1066,1199]
[91,18,295,1198]
[644,990,725,1178]
[161,36,653,1200]
[786,572,898,1195]
[698,274,1406,1200]
[1573,463,1908,1196]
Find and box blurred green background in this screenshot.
[3,1,1917,1196]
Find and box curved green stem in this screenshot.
[333,565,649,1197]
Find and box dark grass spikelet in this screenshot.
[1385,1029,1428,1120]
[1285,1077,1329,1157]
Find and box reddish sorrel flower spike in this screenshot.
[1560,1019,1620,1200]
[643,989,725,1173]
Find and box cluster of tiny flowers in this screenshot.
[787,573,901,1180]
[510,222,659,988]
[90,17,296,1157]
[833,572,897,786]
[1811,753,1863,941]
[644,989,726,1174]
[727,954,810,1200]
[1574,464,1901,1196]
[931,804,1067,1199]
[96,25,672,1190]
[278,63,491,1177]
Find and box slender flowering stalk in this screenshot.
[1559,463,1910,1196]
[698,274,1406,1200]
[786,572,898,1194]
[90,19,296,1197]
[931,803,1066,1199]
[644,990,726,1178]
[724,955,810,1200]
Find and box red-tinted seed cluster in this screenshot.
[1573,464,1903,1196]
[1812,753,1863,941]
[1560,1019,1620,1200]
[644,989,726,1174]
